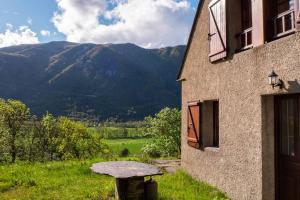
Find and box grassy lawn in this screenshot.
[104,138,151,156]
[0,159,229,200]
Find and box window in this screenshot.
[201,101,219,148]
[207,0,300,58]
[265,0,299,40]
[187,100,219,149]
[239,0,253,50]
[274,0,295,37]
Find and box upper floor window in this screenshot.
[208,0,300,62]
[274,0,295,38]
[265,0,300,40]
[239,0,253,50]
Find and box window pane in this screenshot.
[280,99,295,156]
[241,34,246,47]
[276,18,284,34]
[242,0,252,29]
[247,31,252,46]
[284,12,293,31]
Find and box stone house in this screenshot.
[177,0,300,199]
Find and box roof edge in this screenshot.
[176,0,204,81]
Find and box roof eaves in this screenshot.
[176,0,204,81]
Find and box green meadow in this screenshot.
[0,102,229,199]
[0,158,229,200]
[103,138,151,156]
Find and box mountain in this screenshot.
[0,41,185,121]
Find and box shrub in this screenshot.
[142,107,181,157]
[141,143,161,158]
[0,99,105,163]
[0,99,30,163]
[120,148,129,157]
[55,117,103,160]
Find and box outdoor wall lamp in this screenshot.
[268,70,283,89]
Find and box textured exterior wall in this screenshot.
[180,0,300,199]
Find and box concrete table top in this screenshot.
[91,161,162,179]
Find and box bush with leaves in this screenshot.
[120,148,129,157]
[142,107,181,157]
[56,117,103,160]
[0,99,30,163]
[0,99,105,163]
[0,128,10,162]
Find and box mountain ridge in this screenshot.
[0,41,185,121]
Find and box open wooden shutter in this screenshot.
[187,102,201,149]
[295,0,300,30]
[208,0,227,62]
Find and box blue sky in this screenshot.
[0,0,199,48]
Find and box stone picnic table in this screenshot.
[91,161,163,200]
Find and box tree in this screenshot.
[56,117,102,160]
[41,113,59,160]
[0,127,9,162]
[27,115,43,162]
[0,99,30,163]
[142,107,181,157]
[0,99,105,163]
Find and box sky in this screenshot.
[0,0,199,48]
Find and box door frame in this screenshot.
[274,93,300,200]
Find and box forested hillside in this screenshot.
[0,42,185,121]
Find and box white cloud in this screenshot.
[52,0,194,48]
[5,23,13,30]
[27,17,33,25]
[0,25,39,48]
[40,30,51,36]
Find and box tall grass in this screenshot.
[0,160,115,200]
[0,160,229,200]
[157,170,229,200]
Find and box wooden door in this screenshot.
[275,94,300,200]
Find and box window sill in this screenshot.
[235,45,253,54]
[203,147,219,152]
[272,30,295,41]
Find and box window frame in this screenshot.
[212,101,219,148]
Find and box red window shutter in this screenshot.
[208,0,227,62]
[187,102,201,149]
[295,0,300,30]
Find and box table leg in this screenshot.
[115,177,144,200]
